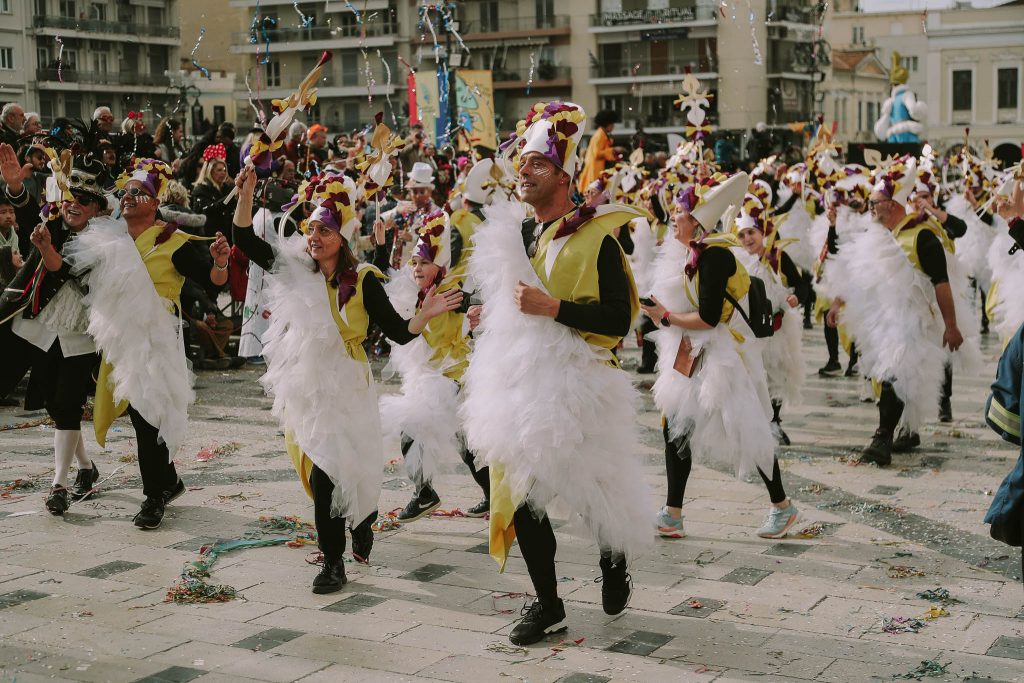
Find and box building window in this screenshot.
[213,106,225,126]
[536,0,554,28]
[265,60,281,87]
[858,100,862,131]
[0,48,12,70]
[901,55,918,72]
[866,100,874,125]
[998,68,1019,109]
[38,47,48,67]
[90,2,105,20]
[59,0,75,18]
[0,0,11,13]
[63,49,77,70]
[852,26,864,44]
[343,102,360,129]
[952,69,972,112]
[480,1,499,32]
[341,53,359,86]
[92,52,107,73]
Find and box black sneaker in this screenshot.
[351,513,374,564]
[45,486,70,516]
[508,599,567,646]
[312,557,347,594]
[938,397,953,423]
[70,462,99,501]
[857,429,893,467]
[892,429,921,453]
[133,496,165,530]
[396,487,441,523]
[818,360,842,377]
[164,478,186,505]
[465,499,489,518]
[636,364,656,375]
[844,360,860,378]
[597,555,632,616]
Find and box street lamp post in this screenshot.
[164,72,202,140]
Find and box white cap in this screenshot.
[691,172,750,232]
[407,161,435,189]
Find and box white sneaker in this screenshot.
[757,503,799,539]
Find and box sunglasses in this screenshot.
[117,186,152,199]
[68,192,101,207]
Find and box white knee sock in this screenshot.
[73,431,91,469]
[52,430,79,487]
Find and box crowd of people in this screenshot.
[1,83,1023,648]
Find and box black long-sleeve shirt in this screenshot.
[552,234,633,338]
[696,247,736,327]
[942,213,967,240]
[170,240,217,290]
[916,229,948,286]
[778,251,808,302]
[233,223,416,344]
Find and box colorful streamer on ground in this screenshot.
[191,27,211,79]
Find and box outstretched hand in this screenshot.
[0,143,32,192]
[420,285,463,319]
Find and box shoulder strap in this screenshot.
[723,290,752,328]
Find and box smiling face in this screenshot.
[119,180,158,223]
[671,203,700,244]
[306,220,342,265]
[62,193,103,231]
[518,152,566,208]
[23,117,42,135]
[869,190,904,229]
[210,160,228,185]
[737,226,764,256]
[409,255,442,291]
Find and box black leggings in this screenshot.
[878,381,906,434]
[309,464,375,562]
[128,406,179,499]
[824,324,839,363]
[513,503,558,603]
[400,434,490,499]
[42,347,95,430]
[663,424,786,506]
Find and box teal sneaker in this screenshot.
[655,507,686,538]
[757,503,799,539]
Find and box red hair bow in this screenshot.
[202,143,227,162]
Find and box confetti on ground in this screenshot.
[794,522,825,539]
[798,484,830,494]
[384,458,401,474]
[372,509,402,532]
[882,616,926,634]
[166,537,291,604]
[886,564,926,579]
[485,642,528,656]
[914,588,961,605]
[693,550,716,566]
[688,599,703,609]
[256,515,312,532]
[893,659,950,679]
[1,479,36,495]
[489,591,530,614]
[919,606,948,620]
[430,508,466,518]
[196,442,243,462]
[0,417,54,432]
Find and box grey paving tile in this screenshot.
[763,543,812,557]
[321,593,387,614]
[399,563,453,582]
[668,597,725,618]
[557,675,611,683]
[231,627,305,651]
[0,589,49,609]
[466,541,490,554]
[605,630,673,656]
[986,635,1024,660]
[868,485,901,495]
[76,560,146,579]
[133,666,206,683]
[720,567,773,586]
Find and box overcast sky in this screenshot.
[857,0,1012,9]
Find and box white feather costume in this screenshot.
[774,197,816,272]
[65,216,194,457]
[947,194,996,291]
[648,238,775,480]
[734,249,804,407]
[986,217,1024,344]
[629,216,657,297]
[460,198,653,561]
[238,208,278,359]
[258,234,383,523]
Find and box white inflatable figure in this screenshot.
[874,52,927,143]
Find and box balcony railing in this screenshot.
[591,57,718,79]
[36,68,172,87]
[590,5,715,27]
[33,15,181,38]
[233,21,397,45]
[492,65,571,83]
[767,2,818,25]
[460,14,571,35]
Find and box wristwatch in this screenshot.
[660,312,671,327]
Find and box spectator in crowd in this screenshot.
[191,145,236,241]
[97,140,118,177]
[154,118,185,169]
[283,121,307,166]
[159,180,207,235]
[0,244,21,290]
[577,109,623,193]
[399,124,428,173]
[217,122,242,177]
[181,279,243,370]
[0,194,22,254]
[116,112,156,162]
[21,113,43,138]
[92,106,115,135]
[1,103,25,147]
[307,124,330,171]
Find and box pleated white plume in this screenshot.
[259,234,382,523]
[459,197,653,560]
[629,216,657,297]
[64,216,194,457]
[775,201,816,271]
[648,239,775,479]
[824,220,945,431]
[986,219,1024,343]
[948,194,996,291]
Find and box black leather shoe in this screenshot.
[45,486,70,515]
[858,429,893,467]
[597,555,632,616]
[818,360,842,377]
[133,496,165,529]
[312,557,347,594]
[509,599,566,646]
[70,463,99,500]
[350,513,375,564]
[892,430,921,453]
[938,397,953,423]
[465,498,490,518]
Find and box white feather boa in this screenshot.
[986,218,1024,343]
[824,221,947,431]
[64,216,194,456]
[735,249,804,407]
[648,239,775,480]
[775,200,816,271]
[629,217,657,297]
[259,234,382,522]
[948,194,995,290]
[459,198,653,560]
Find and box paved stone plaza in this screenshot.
[0,330,1022,683]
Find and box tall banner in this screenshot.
[414,70,441,146]
[407,72,419,126]
[454,69,497,151]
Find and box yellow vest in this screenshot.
[94,226,196,447]
[684,237,750,326]
[448,208,481,282]
[892,214,951,273]
[328,264,382,365]
[531,209,640,351]
[419,272,470,382]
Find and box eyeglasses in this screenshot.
[868,199,891,209]
[117,186,152,199]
